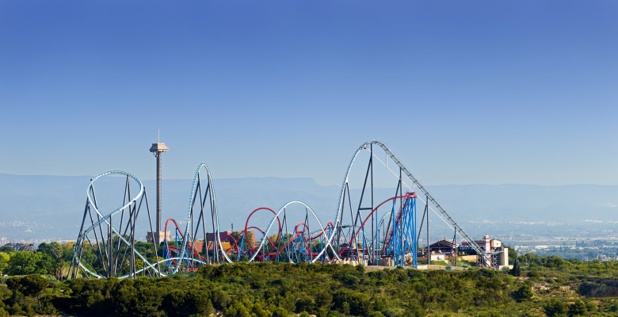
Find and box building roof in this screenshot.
[430,239,457,249]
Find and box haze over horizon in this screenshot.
[0,171,615,188]
[0,172,617,242]
[1,1,616,187]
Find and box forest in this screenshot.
[0,242,617,316]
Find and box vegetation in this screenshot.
[0,243,617,316]
[0,242,72,278]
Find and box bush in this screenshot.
[544,299,568,317]
[512,285,532,302]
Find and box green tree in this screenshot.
[544,255,569,269]
[110,278,167,317]
[6,251,57,275]
[65,278,117,315]
[37,242,71,279]
[6,275,49,314]
[544,299,568,317]
[568,300,587,316]
[272,306,289,317]
[510,259,521,277]
[507,247,517,266]
[0,245,14,253]
[0,252,9,275]
[162,288,213,317]
[295,294,315,313]
[7,251,41,275]
[512,285,532,302]
[6,275,48,297]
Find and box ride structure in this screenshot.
[68,140,491,279]
[233,201,337,263]
[68,171,161,279]
[160,163,233,273]
[323,141,490,267]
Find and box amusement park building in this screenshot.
[460,235,511,269]
[206,231,256,250]
[424,236,511,269]
[429,240,458,255]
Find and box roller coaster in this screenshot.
[69,140,490,279]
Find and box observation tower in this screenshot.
[149,135,169,244]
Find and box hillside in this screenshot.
[1,257,618,316]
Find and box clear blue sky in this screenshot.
[0,0,616,186]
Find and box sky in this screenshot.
[0,0,616,186]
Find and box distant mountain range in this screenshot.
[0,173,616,243]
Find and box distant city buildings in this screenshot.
[515,240,618,262]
